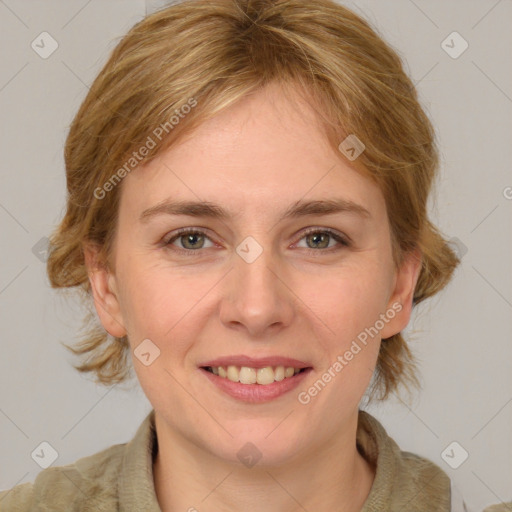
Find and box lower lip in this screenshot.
[199,367,313,403]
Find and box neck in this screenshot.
[153,412,375,512]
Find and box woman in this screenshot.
[1,0,507,510]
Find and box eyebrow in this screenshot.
[139,197,371,223]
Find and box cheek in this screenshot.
[116,261,218,346]
[297,260,393,345]
[117,266,205,398]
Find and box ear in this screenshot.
[380,248,422,339]
[83,242,127,338]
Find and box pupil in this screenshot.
[309,233,328,249]
[184,233,203,249]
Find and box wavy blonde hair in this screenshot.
[47,0,459,400]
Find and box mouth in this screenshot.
[199,364,313,403]
[200,365,312,386]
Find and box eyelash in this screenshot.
[163,227,351,256]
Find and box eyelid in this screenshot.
[163,226,351,253]
[296,226,351,247]
[163,227,218,248]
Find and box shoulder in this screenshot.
[358,410,451,511]
[392,449,451,510]
[0,482,33,510]
[0,442,126,511]
[397,448,450,486]
[481,504,512,512]
[391,446,451,512]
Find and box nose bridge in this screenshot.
[235,236,281,305]
[237,241,276,292]
[220,235,293,335]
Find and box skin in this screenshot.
[85,81,421,512]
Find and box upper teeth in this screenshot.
[209,365,303,385]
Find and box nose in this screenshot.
[219,241,295,338]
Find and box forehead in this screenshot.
[120,83,385,219]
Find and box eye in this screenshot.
[163,227,350,256]
[295,228,350,253]
[163,228,215,253]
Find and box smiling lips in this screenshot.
[200,365,312,403]
[199,355,312,386]
[200,355,312,394]
[200,355,312,368]
[204,365,305,385]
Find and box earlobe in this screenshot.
[380,248,422,339]
[83,243,127,338]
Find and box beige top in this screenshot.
[0,409,507,511]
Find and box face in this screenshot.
[86,82,420,466]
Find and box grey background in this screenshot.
[0,0,511,510]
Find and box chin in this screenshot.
[211,424,305,468]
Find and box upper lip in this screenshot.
[200,355,312,369]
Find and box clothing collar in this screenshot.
[116,408,449,511]
[357,410,398,510]
[118,408,161,511]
